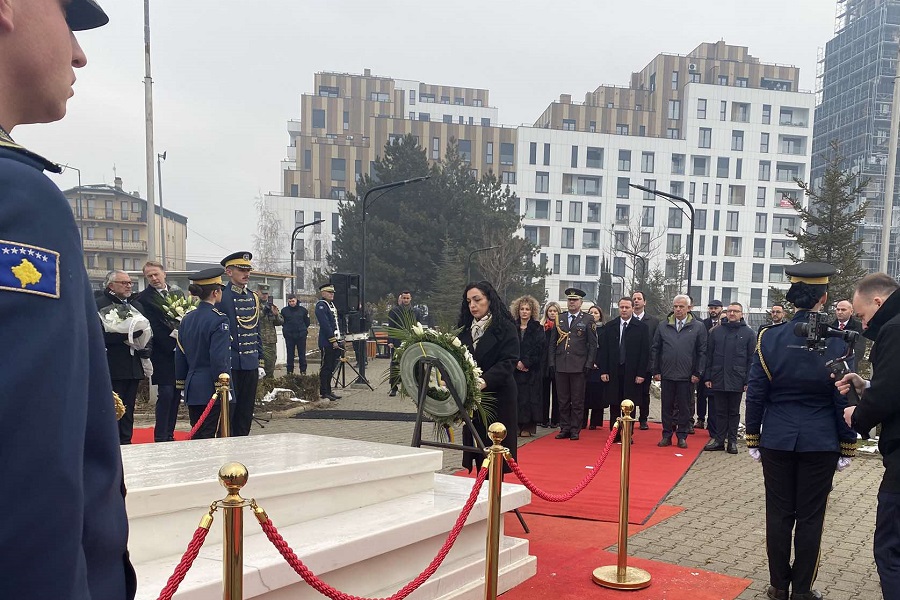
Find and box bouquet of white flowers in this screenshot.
[161,292,200,337]
[98,303,154,378]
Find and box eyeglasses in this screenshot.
[113,280,133,285]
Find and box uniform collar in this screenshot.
[0,125,62,174]
[230,283,246,294]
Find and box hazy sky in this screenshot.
[15,0,836,265]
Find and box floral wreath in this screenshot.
[387,322,494,433]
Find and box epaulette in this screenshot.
[212,307,226,317]
[0,130,62,174]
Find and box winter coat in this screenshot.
[705,318,755,392]
[650,313,707,381]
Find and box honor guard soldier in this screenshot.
[745,262,857,600]
[176,268,233,439]
[0,0,136,597]
[218,251,264,436]
[548,287,597,441]
[316,283,342,400]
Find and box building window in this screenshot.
[343,111,350,130]
[782,136,803,155]
[757,187,767,207]
[524,226,550,246]
[701,182,709,203]
[571,145,578,168]
[312,109,325,129]
[486,142,494,165]
[618,150,631,171]
[529,142,537,165]
[731,130,744,151]
[328,158,345,181]
[555,200,563,221]
[443,114,453,124]
[718,75,729,86]
[699,127,712,148]
[668,206,684,229]
[732,103,750,122]
[642,206,655,227]
[756,213,767,233]
[697,98,707,119]
[616,123,629,135]
[589,121,597,133]
[717,157,730,178]
[587,202,601,222]
[757,160,771,181]
[432,137,440,160]
[641,152,655,173]
[561,228,575,248]
[616,178,630,199]
[736,77,749,88]
[671,70,679,90]
[418,112,430,122]
[535,171,550,193]
[583,228,600,249]
[689,73,701,83]
[585,256,599,275]
[481,117,491,127]
[526,198,550,219]
[586,147,603,168]
[567,255,581,275]
[692,156,709,177]
[667,234,682,254]
[726,211,739,231]
[500,143,514,165]
[543,143,551,166]
[724,237,741,257]
[473,99,483,107]
[289,183,299,197]
[667,100,681,120]
[754,238,766,258]
[760,132,770,153]
[562,119,576,131]
[750,288,762,308]
[752,263,764,283]
[615,204,630,224]
[773,215,798,235]
[762,104,771,124]
[458,139,472,162]
[715,183,722,204]
[672,153,685,175]
[643,179,657,200]
[719,100,727,121]
[501,171,516,185]
[666,128,680,139]
[695,209,707,230]
[569,202,583,222]
[722,262,735,281]
[319,85,339,97]
[690,181,696,202]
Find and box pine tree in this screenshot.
[426,240,467,330]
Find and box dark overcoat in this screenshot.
[458,315,520,470]
[599,316,650,405]
[136,286,177,385]
[96,290,148,381]
[514,319,546,424]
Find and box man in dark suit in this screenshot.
[833,299,866,361]
[631,291,658,430]
[548,288,597,441]
[137,260,181,442]
[600,297,650,440]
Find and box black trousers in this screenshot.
[153,384,181,442]
[555,371,585,435]
[583,381,604,428]
[712,390,742,444]
[230,369,258,437]
[760,449,837,594]
[112,379,140,445]
[875,490,900,600]
[661,379,693,439]
[188,401,222,439]
[637,375,651,423]
[319,345,339,396]
[284,335,307,374]
[541,373,559,425]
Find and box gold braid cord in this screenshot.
[756,327,772,382]
[237,291,260,330]
[113,392,126,420]
[554,321,569,347]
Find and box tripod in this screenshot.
[333,346,374,391]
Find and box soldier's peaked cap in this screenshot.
[319,283,335,293]
[565,287,586,299]
[784,262,836,285]
[190,267,225,287]
[221,251,252,269]
[66,0,109,31]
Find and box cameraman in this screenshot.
[837,273,900,599]
[746,262,858,600]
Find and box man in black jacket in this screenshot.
[839,273,900,599]
[833,299,867,361]
[97,270,149,445]
[387,290,420,396]
[631,291,659,429]
[282,294,310,374]
[600,297,649,440]
[703,302,755,454]
[136,261,180,442]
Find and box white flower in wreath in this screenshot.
[411,324,424,336]
[473,366,483,378]
[451,337,462,348]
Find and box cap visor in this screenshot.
[67,0,109,31]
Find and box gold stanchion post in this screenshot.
[219,462,249,600]
[592,400,652,590]
[217,373,231,438]
[483,422,507,600]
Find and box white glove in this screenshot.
[258,367,266,378]
[748,448,761,462]
[836,457,852,472]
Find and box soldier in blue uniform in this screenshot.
[217,251,264,436]
[175,268,233,439]
[316,283,343,400]
[745,262,857,600]
[0,0,136,597]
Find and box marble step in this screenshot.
[133,474,533,600]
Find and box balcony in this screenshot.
[83,239,148,253]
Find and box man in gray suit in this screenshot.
[548,288,598,441]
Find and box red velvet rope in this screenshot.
[505,423,620,502]
[187,393,219,440]
[156,526,211,600]
[258,467,489,600]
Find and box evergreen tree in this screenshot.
[426,240,467,330]
[597,257,613,317]
[641,269,670,320]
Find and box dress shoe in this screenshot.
[388,389,397,397]
[520,430,532,438]
[790,590,822,600]
[549,421,559,428]
[588,425,597,430]
[677,438,688,449]
[555,432,570,439]
[538,422,550,428]
[639,421,649,430]
[327,393,341,401]
[569,434,580,441]
[766,586,788,600]
[704,441,725,451]
[727,441,738,454]
[657,437,672,447]
[695,419,705,429]
[687,424,696,435]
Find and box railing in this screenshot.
[82,239,148,252]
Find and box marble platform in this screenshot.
[122,434,536,599]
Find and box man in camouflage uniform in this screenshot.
[257,284,283,378]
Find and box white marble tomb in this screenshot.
[122,433,536,600]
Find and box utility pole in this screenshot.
[143,0,158,262]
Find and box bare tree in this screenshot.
[252,194,283,273]
[607,219,665,292]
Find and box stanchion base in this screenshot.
[591,565,652,590]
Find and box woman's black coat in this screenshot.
[515,320,546,424]
[458,315,520,471]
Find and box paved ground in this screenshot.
[136,357,884,599]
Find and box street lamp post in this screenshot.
[289,219,325,294]
[629,183,694,296]
[156,151,166,267]
[466,245,500,283]
[359,175,431,385]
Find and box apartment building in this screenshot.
[64,176,188,288]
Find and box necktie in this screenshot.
[161,289,169,298]
[839,322,846,330]
[677,320,683,332]
[619,321,627,365]
[569,313,574,327]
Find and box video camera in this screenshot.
[793,311,860,406]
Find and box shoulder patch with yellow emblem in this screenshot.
[0,240,60,298]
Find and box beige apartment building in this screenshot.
[284,69,518,201]
[63,176,188,287]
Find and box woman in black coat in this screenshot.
[583,305,605,429]
[540,302,562,427]
[510,295,546,437]
[457,281,520,471]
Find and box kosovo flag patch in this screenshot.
[0,240,60,298]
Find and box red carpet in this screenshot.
[458,423,704,524]
[504,509,751,600]
[131,427,190,444]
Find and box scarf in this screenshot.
[470,314,492,349]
